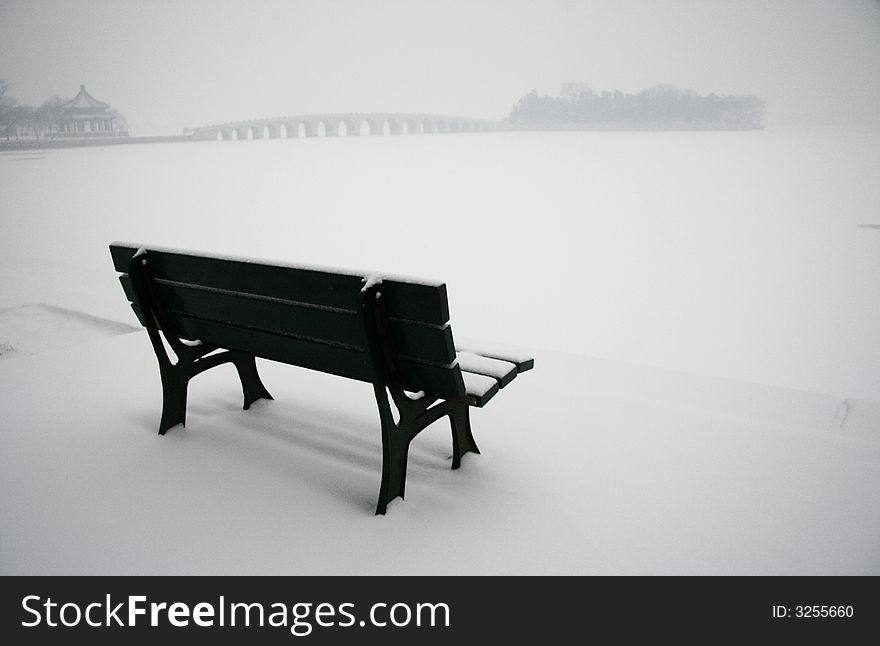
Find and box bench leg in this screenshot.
[158,369,188,435]
[372,395,481,513]
[233,354,273,410]
[373,385,415,515]
[129,253,273,434]
[156,352,272,435]
[449,404,480,469]
[376,423,412,516]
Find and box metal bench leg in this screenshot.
[376,427,412,516]
[130,252,274,434]
[158,367,189,435]
[232,354,274,410]
[156,352,272,435]
[361,282,478,515]
[449,403,480,469]
[374,385,413,515]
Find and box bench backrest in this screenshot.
[110,243,467,400]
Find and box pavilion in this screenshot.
[57,85,117,137]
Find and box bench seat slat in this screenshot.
[462,372,499,408]
[456,351,518,388]
[111,243,449,325]
[119,275,456,365]
[456,345,535,373]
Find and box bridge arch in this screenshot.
[315,119,339,137]
[346,118,362,135]
[363,119,380,136]
[404,118,420,134]
[287,122,304,138]
[339,118,357,136]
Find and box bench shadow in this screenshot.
[123,392,457,513]
[204,392,454,467]
[125,385,457,469]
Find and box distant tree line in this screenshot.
[508,82,766,129]
[0,79,127,140]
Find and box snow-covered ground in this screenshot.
[0,128,878,574]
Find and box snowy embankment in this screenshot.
[0,315,877,575]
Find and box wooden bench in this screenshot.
[109,243,534,514]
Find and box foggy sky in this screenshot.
[1,0,878,135]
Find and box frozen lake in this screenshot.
[1,127,878,399]
[2,128,879,576]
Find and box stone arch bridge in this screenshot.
[187,113,499,141]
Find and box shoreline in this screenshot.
[0,134,197,152]
[0,123,767,152]
[506,122,764,132]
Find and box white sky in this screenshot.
[1,0,879,134]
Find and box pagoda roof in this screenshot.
[62,85,110,110]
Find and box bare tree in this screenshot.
[0,79,19,140]
[35,95,68,137]
[0,80,35,140]
[560,81,594,101]
[109,107,129,135]
[1,104,31,140]
[19,105,40,138]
